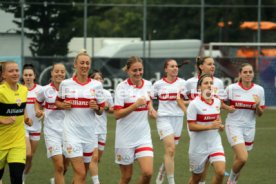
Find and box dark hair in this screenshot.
[196,56,212,75]
[238,63,253,82]
[90,69,103,79]
[197,73,213,90]
[21,63,36,83]
[51,63,66,72]
[163,59,177,77]
[122,56,143,72]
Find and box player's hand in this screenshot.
[35,109,44,119]
[209,119,222,130]
[63,100,72,110]
[89,99,99,110]
[149,108,157,119]
[253,95,260,106]
[219,124,225,131]
[135,96,147,108]
[228,105,236,113]
[1,116,16,125]
[25,117,33,126]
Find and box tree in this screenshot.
[0,0,83,56]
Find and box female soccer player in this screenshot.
[21,64,43,182]
[114,56,156,184]
[35,63,68,184]
[185,56,234,184]
[187,74,225,184]
[186,56,224,100]
[225,63,265,184]
[153,59,187,184]
[55,50,105,184]
[89,70,114,184]
[0,61,31,184]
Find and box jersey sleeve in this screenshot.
[114,84,125,110]
[105,90,114,107]
[56,81,65,101]
[151,81,159,99]
[259,86,265,108]
[187,101,197,123]
[36,87,46,104]
[95,83,105,107]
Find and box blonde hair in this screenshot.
[122,56,143,72]
[1,61,17,73]
[74,49,90,64]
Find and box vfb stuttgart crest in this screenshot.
[16,98,22,106]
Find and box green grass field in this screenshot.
[3,109,276,184]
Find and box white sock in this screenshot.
[199,182,206,184]
[22,173,27,182]
[229,169,239,182]
[92,175,100,184]
[167,174,175,184]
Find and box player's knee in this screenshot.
[141,169,152,179]
[121,175,132,183]
[166,144,175,157]
[237,154,248,165]
[215,169,225,178]
[55,164,64,174]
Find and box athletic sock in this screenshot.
[92,175,100,184]
[167,174,175,184]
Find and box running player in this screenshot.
[89,70,114,184]
[55,50,105,184]
[185,56,234,184]
[114,56,156,184]
[187,74,225,184]
[35,63,69,184]
[21,64,43,182]
[0,61,31,184]
[153,59,187,184]
[225,63,265,184]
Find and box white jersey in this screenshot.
[36,83,65,138]
[186,76,224,100]
[57,77,105,144]
[114,79,152,148]
[187,96,223,154]
[95,89,114,134]
[225,82,265,128]
[152,77,186,117]
[25,84,43,132]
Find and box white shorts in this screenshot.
[115,143,154,165]
[45,135,65,158]
[95,134,107,151]
[25,129,41,141]
[156,116,183,144]
[226,125,255,151]
[63,141,96,163]
[189,150,225,174]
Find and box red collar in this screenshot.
[127,78,144,89]
[73,76,91,86]
[50,82,59,91]
[238,82,254,90]
[28,83,37,91]
[200,95,214,105]
[163,77,178,84]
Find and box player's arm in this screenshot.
[188,119,222,132]
[24,110,33,126]
[114,97,147,120]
